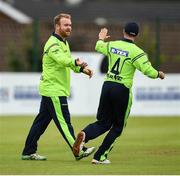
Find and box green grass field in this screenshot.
[0,116,180,175]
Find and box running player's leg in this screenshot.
[93,83,131,162]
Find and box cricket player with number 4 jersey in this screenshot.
[73,22,165,164]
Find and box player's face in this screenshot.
[57,17,72,38]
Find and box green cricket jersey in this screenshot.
[39,33,81,97]
[95,39,159,88]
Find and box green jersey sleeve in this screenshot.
[132,53,158,79]
[48,45,75,67]
[95,40,109,55]
[48,45,81,73]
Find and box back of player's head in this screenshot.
[124,22,139,36]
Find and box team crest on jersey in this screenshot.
[110,47,129,57]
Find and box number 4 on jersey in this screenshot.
[111,58,120,75]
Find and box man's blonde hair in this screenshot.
[54,13,71,26]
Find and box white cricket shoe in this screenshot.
[75,147,96,161]
[83,147,96,157]
[21,153,47,160]
[92,158,111,164]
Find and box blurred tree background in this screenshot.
[0,0,180,72]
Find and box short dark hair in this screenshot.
[54,13,71,26]
[124,22,139,36]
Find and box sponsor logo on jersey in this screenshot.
[110,47,129,57]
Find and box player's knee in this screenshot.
[113,127,123,136]
[97,121,111,131]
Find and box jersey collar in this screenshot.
[52,32,66,44]
[122,38,134,43]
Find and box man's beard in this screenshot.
[60,29,71,38]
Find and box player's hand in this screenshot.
[75,58,88,68]
[98,28,110,40]
[158,71,165,79]
[83,67,93,78]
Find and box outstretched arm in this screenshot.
[132,53,165,79]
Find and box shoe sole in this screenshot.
[91,161,110,164]
[22,158,47,161]
[21,156,47,161]
[73,132,85,156]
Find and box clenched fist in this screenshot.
[83,67,93,78]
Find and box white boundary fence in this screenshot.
[0,52,180,116]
